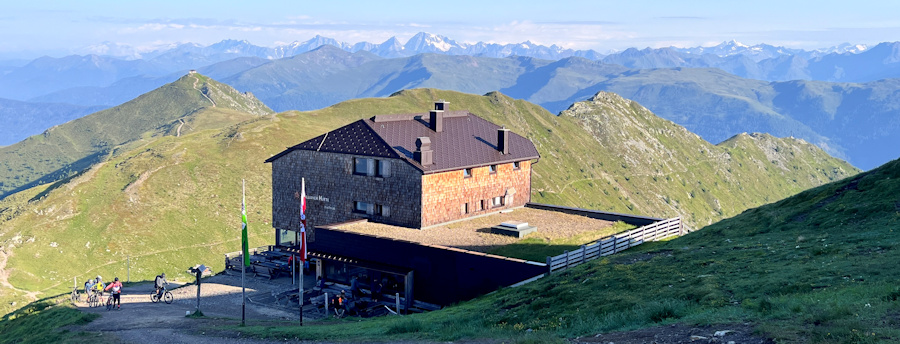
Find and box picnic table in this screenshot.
[253,260,290,279]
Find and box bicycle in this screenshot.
[87,292,98,307]
[105,293,120,311]
[150,286,174,304]
[70,287,80,303]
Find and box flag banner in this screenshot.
[242,193,250,267]
[300,178,308,262]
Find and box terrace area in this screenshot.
[335,206,635,261]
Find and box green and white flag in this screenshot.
[241,188,250,267]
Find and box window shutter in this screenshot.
[366,203,374,215]
[382,205,390,217]
[382,160,391,177]
[367,159,375,176]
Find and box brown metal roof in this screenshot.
[266,111,540,174]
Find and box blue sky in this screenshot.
[3,0,900,58]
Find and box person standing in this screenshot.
[104,277,124,310]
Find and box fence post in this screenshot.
[324,292,328,317]
[581,245,587,264]
[612,236,618,254]
[564,250,570,271]
[679,217,685,235]
[546,256,552,275]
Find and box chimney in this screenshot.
[498,128,509,155]
[434,99,449,111]
[414,137,433,165]
[429,110,443,132]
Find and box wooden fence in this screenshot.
[546,217,683,274]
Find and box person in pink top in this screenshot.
[104,277,124,310]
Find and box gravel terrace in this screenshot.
[72,272,325,343]
[338,206,621,252]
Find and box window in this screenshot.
[463,168,472,178]
[492,196,504,207]
[355,201,389,217]
[354,158,370,175]
[376,160,391,177]
[354,201,371,214]
[513,161,521,170]
[355,158,390,177]
[480,200,486,211]
[489,164,497,174]
[461,203,469,214]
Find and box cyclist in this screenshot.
[104,277,124,310]
[93,276,105,304]
[154,273,168,299]
[84,278,95,300]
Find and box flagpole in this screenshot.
[241,179,246,326]
[299,177,305,326]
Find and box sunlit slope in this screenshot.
[0,89,856,317]
[0,73,273,199]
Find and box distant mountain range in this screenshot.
[1,33,894,106]
[210,47,897,170]
[1,33,898,169]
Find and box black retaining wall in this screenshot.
[310,227,546,306]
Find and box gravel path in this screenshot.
[72,273,327,343]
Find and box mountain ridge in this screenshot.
[0,73,273,199]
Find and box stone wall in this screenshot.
[421,160,532,227]
[270,150,423,239]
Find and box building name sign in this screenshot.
[308,195,330,202]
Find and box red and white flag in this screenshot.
[299,178,308,262]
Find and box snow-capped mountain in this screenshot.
[75,32,605,62]
[673,40,808,61]
[404,32,462,53]
[819,43,869,55]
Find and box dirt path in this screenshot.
[192,74,217,107]
[72,275,315,343]
[68,275,775,343]
[0,249,40,301]
[176,118,185,137]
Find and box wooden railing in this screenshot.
[546,217,683,274]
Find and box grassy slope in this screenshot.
[0,73,273,199]
[0,88,855,318]
[0,295,98,344]
[530,91,858,228]
[235,159,900,344]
